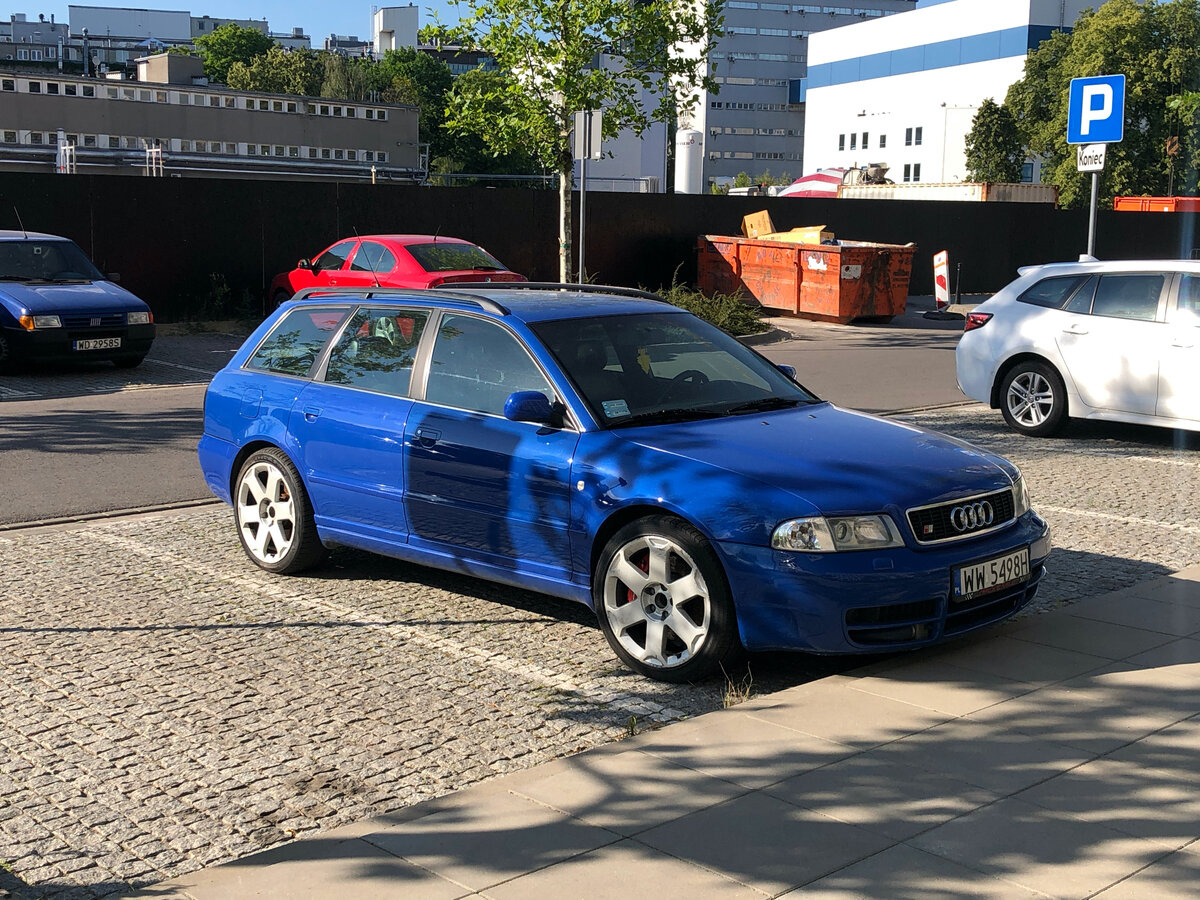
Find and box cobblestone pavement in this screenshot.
[1,405,1197,899]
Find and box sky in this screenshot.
[33,1,464,41]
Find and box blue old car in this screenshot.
[0,230,155,369]
[197,284,1050,682]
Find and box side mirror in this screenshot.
[504,390,555,424]
[776,364,797,380]
[106,272,121,283]
[297,259,312,270]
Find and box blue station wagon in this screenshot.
[0,230,155,369]
[197,284,1051,682]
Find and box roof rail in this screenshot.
[440,282,671,304]
[286,286,508,315]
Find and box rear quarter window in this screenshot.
[246,307,348,377]
[1016,275,1091,309]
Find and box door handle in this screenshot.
[303,406,321,421]
[1062,324,1089,335]
[1171,340,1194,348]
[415,427,441,446]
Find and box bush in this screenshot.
[651,275,767,337]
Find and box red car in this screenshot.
[268,234,526,307]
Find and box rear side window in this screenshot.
[323,307,429,396]
[406,242,504,273]
[246,307,348,377]
[1177,273,1200,315]
[1017,275,1090,309]
[1090,274,1164,321]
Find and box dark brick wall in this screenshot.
[1,172,1194,321]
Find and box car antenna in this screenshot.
[13,206,28,239]
[352,226,382,288]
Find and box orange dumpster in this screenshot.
[697,235,915,324]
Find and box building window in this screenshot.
[287,101,297,113]
[1021,161,1034,183]
[914,126,923,146]
[913,163,921,181]
[849,133,857,150]
[83,85,95,98]
[320,104,330,116]
[376,110,387,121]
[107,136,120,148]
[861,131,868,149]
[246,144,257,155]
[225,96,236,108]
[156,91,167,102]
[334,148,344,159]
[65,83,77,95]
[321,148,331,159]
[27,81,41,93]
[274,145,285,156]
[16,49,28,60]
[377,152,387,162]
[364,151,374,161]
[346,106,356,118]
[308,147,318,158]
[366,109,375,119]
[903,164,911,182]
[878,134,886,149]
[258,99,269,110]
[1,79,12,92]
[838,134,845,151]
[2,131,16,143]
[47,82,59,95]
[83,134,96,147]
[273,100,283,112]
[288,146,299,157]
[905,127,912,146]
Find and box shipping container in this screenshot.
[836,182,1058,204]
[1113,196,1200,212]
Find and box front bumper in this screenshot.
[3,322,156,363]
[718,512,1051,654]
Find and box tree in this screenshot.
[193,23,275,85]
[964,98,1024,182]
[1005,0,1200,208]
[226,46,323,96]
[374,49,456,159]
[320,53,375,101]
[445,0,723,280]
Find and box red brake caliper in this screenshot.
[626,549,650,604]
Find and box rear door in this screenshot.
[1054,272,1167,415]
[1157,272,1200,423]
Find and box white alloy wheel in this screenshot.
[233,448,325,573]
[1006,370,1055,428]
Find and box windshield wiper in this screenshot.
[0,274,39,282]
[611,408,726,427]
[723,397,807,416]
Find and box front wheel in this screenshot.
[594,515,740,683]
[234,448,326,573]
[272,289,291,310]
[999,360,1067,436]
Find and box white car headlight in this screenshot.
[127,311,152,325]
[18,314,62,330]
[1012,474,1031,517]
[772,515,904,553]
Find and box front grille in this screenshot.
[843,564,1045,649]
[61,312,125,328]
[907,488,1015,544]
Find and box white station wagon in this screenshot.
[956,259,1200,436]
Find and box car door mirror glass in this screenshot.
[504,391,554,424]
[297,259,311,270]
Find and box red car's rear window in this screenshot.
[406,242,505,273]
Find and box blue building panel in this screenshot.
[859,53,892,80]
[831,57,861,84]
[788,78,807,104]
[890,44,925,74]
[922,38,961,69]
[960,30,1003,65]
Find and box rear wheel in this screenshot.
[1000,360,1067,436]
[234,448,326,574]
[273,289,291,310]
[594,515,740,683]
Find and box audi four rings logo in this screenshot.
[950,501,994,532]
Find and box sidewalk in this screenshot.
[150,565,1200,899]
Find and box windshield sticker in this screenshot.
[602,399,631,418]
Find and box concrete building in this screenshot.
[373,6,418,56]
[0,59,424,181]
[680,0,915,191]
[802,0,1090,184]
[0,12,71,69]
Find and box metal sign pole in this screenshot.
[1087,171,1099,257]
[578,111,591,282]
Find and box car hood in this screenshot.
[0,279,146,314]
[614,402,1017,516]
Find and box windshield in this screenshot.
[532,311,819,427]
[0,239,106,283]
[406,242,505,273]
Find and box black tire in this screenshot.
[999,360,1068,437]
[233,447,326,574]
[112,354,146,369]
[273,289,291,311]
[0,331,10,372]
[593,515,741,683]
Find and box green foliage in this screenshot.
[445,0,724,278]
[964,98,1024,182]
[418,24,457,46]
[320,54,375,101]
[375,49,456,158]
[1006,0,1200,207]
[653,276,766,337]
[193,23,275,84]
[226,46,323,96]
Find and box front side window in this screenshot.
[323,307,429,396]
[1090,273,1165,321]
[313,240,356,272]
[426,314,553,415]
[246,307,348,377]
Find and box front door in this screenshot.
[1158,273,1200,423]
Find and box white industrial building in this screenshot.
[801,0,1092,184]
[373,6,418,56]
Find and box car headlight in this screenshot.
[772,515,904,553]
[1012,474,1031,517]
[18,314,62,330]
[127,311,152,325]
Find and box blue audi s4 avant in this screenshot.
[197,284,1050,682]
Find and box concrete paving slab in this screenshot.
[356,788,619,892]
[1104,715,1200,783]
[1004,613,1174,661]
[846,659,1034,717]
[1070,592,1200,637]
[630,707,857,790]
[784,843,1046,899]
[508,746,746,836]
[909,796,1171,898]
[635,791,893,896]
[482,838,768,899]
[1091,848,1200,899]
[919,634,1112,686]
[1126,574,1200,609]
[763,751,999,842]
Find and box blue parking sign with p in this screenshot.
[1067,75,1125,144]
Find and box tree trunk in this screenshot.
[558,146,574,282]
